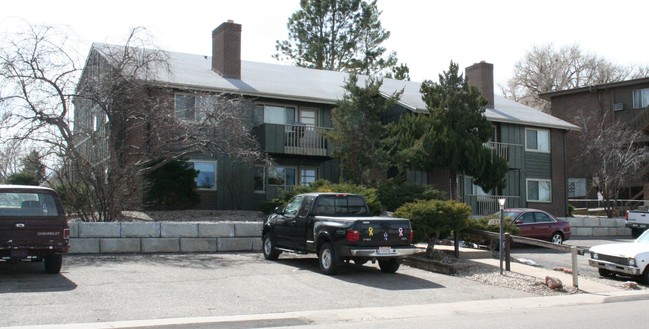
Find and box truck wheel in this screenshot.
[378,258,401,273]
[318,242,339,275]
[631,228,643,239]
[598,268,615,278]
[550,232,564,244]
[262,233,281,260]
[44,254,62,274]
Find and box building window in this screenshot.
[527,179,551,202]
[175,94,208,122]
[254,165,265,192]
[525,128,550,152]
[188,160,216,190]
[632,88,649,109]
[267,166,296,187]
[262,105,296,125]
[300,168,318,186]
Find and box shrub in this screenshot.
[377,178,446,211]
[6,173,39,186]
[394,199,471,243]
[461,213,520,247]
[144,159,200,210]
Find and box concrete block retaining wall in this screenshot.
[68,222,262,254]
[68,217,629,254]
[564,217,630,237]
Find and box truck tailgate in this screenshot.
[0,217,69,249]
[357,217,412,247]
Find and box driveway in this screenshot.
[0,253,536,327]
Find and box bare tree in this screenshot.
[0,139,24,181]
[1,23,267,221]
[574,110,649,217]
[501,43,649,112]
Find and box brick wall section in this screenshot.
[212,20,241,79]
[547,81,649,197]
[465,61,495,109]
[68,221,262,254]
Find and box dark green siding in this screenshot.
[525,152,551,178]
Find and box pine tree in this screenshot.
[326,73,401,185]
[387,61,508,198]
[274,0,407,77]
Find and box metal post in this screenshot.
[498,198,506,275]
[571,246,579,288]
[499,206,504,275]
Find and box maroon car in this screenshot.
[503,208,571,244]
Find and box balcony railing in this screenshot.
[464,194,521,216]
[484,141,524,169]
[253,123,332,156]
[284,124,330,156]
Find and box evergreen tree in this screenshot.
[326,73,401,185]
[144,159,200,210]
[21,150,46,183]
[6,173,39,186]
[274,0,408,77]
[386,61,508,199]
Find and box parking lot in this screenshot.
[0,252,537,327]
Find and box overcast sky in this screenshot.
[2,0,647,93]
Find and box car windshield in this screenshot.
[0,191,60,217]
[636,230,649,243]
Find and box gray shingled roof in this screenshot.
[94,43,579,131]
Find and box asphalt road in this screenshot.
[0,252,535,328]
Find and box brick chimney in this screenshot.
[465,61,494,109]
[212,20,241,79]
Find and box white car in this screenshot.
[589,230,649,283]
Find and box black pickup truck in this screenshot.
[261,192,417,274]
[0,185,70,274]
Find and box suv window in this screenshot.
[0,191,60,217]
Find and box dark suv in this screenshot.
[0,185,70,273]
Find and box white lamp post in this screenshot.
[498,198,506,275]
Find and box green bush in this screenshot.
[144,159,200,210]
[54,183,91,216]
[394,199,471,243]
[377,178,446,211]
[6,173,39,186]
[461,213,520,246]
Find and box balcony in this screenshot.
[464,195,522,216]
[253,123,332,157]
[484,141,524,169]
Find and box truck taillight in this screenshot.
[63,228,70,239]
[626,211,629,221]
[409,230,414,242]
[346,229,360,242]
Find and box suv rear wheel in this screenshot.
[44,254,62,274]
